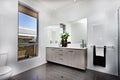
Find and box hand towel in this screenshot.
[96,47,104,57]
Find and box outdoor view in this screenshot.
[18,4,38,60]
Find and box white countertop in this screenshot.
[47,44,87,50]
[46,46,87,50]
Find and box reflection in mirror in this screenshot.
[60,23,66,33]
[46,18,87,48]
[66,18,87,48]
[46,25,60,45]
[70,18,87,45]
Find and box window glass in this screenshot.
[19,12,37,30]
[18,3,38,61]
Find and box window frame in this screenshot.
[18,2,39,61]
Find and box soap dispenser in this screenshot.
[81,40,85,48]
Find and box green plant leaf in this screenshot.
[61,32,69,40]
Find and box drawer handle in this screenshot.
[68,51,73,52]
[59,54,63,56]
[59,58,63,60]
[59,50,63,51]
[52,49,55,51]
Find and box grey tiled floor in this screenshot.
[10,62,120,80]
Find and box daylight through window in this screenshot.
[18,3,38,61]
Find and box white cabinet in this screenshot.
[46,47,87,70]
[46,48,56,62]
[64,49,74,66]
[73,50,86,69]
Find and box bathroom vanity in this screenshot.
[46,47,87,70]
[46,18,87,70]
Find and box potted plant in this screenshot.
[61,32,69,47]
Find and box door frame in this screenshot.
[118,8,120,77]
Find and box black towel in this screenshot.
[93,45,106,67]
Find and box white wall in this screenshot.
[0,0,53,76]
[51,0,120,75]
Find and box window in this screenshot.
[60,23,66,33]
[18,3,38,61]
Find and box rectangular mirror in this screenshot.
[46,18,87,48]
[69,18,87,44]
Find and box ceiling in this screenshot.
[35,0,84,10]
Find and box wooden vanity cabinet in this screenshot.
[46,47,87,70]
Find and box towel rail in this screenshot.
[90,45,114,48]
